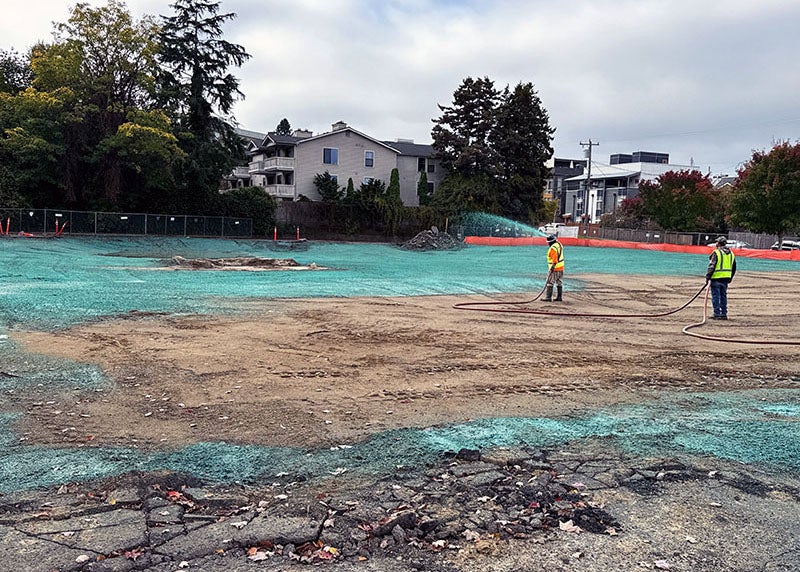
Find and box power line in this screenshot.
[601,117,800,145]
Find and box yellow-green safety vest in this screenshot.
[710,248,734,280]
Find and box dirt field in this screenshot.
[9,271,800,450]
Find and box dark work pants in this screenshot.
[710,280,728,317]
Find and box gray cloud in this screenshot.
[3,0,799,174]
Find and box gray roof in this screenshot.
[382,140,435,157]
[267,133,303,145]
[234,127,267,146]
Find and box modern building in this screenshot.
[563,151,696,223]
[544,157,587,221]
[242,121,445,205]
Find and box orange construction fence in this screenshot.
[464,236,800,261]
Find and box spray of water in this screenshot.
[455,212,546,238]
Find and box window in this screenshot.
[427,162,435,174]
[427,182,434,193]
[330,174,338,184]
[365,150,374,168]
[418,158,426,172]
[323,148,338,165]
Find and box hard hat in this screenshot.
[716,236,727,245]
[546,234,557,244]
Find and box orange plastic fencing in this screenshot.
[463,236,800,261]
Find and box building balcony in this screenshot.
[264,184,295,199]
[222,166,251,180]
[249,157,295,174]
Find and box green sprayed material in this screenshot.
[1,237,800,492]
[1,389,798,492]
[1,236,797,330]
[0,334,106,390]
[456,212,544,237]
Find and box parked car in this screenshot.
[706,240,754,249]
[770,239,800,251]
[538,222,565,235]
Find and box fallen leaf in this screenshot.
[558,520,582,533]
[248,551,269,561]
[654,559,671,569]
[463,529,480,542]
[229,521,248,529]
[75,555,90,563]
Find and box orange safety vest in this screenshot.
[547,242,564,272]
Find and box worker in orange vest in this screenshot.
[544,234,565,302]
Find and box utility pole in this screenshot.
[580,139,599,233]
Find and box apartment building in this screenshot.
[244,121,444,206]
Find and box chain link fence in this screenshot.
[0,208,252,238]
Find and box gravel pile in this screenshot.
[400,227,463,251]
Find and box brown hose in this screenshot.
[454,281,800,345]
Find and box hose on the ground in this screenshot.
[454,280,800,345]
[682,285,800,345]
[453,281,707,318]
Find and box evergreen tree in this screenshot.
[275,118,291,135]
[158,0,251,213]
[431,76,498,176]
[490,82,554,220]
[417,171,430,206]
[313,171,341,202]
[431,76,555,223]
[380,168,403,235]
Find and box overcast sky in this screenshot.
[3,0,800,175]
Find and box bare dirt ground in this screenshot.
[8,271,800,450]
[4,270,800,571]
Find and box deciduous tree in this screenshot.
[730,142,800,242]
[0,49,33,94]
[638,170,722,232]
[29,0,161,206]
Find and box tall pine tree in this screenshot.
[275,118,291,135]
[490,82,554,219]
[431,76,498,177]
[431,77,554,223]
[158,0,250,213]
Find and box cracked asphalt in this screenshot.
[2,440,799,572]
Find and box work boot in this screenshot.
[543,285,553,302]
[555,286,563,301]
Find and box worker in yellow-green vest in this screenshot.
[543,234,565,302]
[705,236,737,320]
